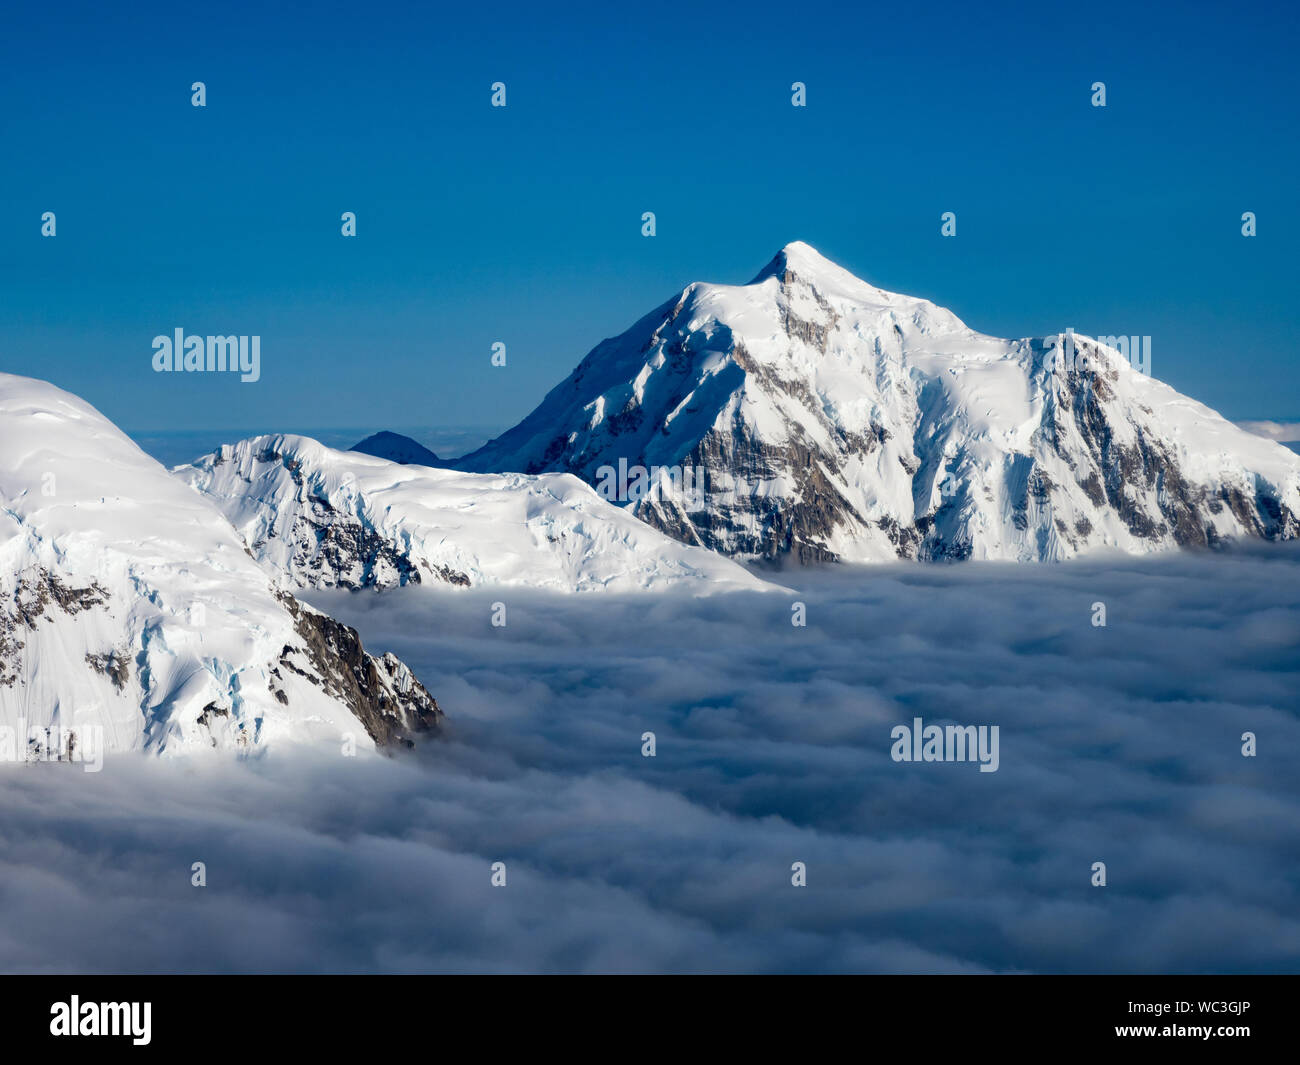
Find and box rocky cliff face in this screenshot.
[279,594,442,748]
[456,242,1300,563]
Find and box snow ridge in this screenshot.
[177,434,772,593]
[457,242,1300,563]
[0,374,442,757]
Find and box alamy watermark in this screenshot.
[594,458,706,509]
[50,996,150,1045]
[1044,327,1151,377]
[1,720,104,772]
[890,716,1000,773]
[152,328,261,383]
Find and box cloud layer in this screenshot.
[1236,420,1300,447]
[2,546,1298,973]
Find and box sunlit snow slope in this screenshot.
[0,374,442,757]
[178,435,770,593]
[458,242,1300,563]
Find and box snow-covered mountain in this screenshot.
[456,241,1300,563]
[177,435,769,593]
[351,431,442,467]
[0,374,442,758]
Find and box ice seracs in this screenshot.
[455,241,1300,563]
[0,373,442,759]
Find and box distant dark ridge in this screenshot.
[350,431,442,467]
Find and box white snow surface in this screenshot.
[177,434,771,593]
[459,241,1300,562]
[0,373,390,756]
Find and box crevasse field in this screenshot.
[2,548,1297,973]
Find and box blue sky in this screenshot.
[1,0,1296,442]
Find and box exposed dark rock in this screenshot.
[86,648,130,691]
[196,701,230,727]
[250,449,468,589]
[454,253,1300,565]
[277,592,444,749]
[2,570,111,687]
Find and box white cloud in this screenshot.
[1236,420,1300,443]
[2,546,1298,973]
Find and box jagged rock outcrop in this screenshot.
[280,593,442,748]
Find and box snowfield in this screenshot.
[458,242,1300,563]
[0,374,441,757]
[176,434,772,594]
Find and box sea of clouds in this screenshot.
[2,546,1297,973]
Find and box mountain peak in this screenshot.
[458,251,1300,565]
[750,240,842,284]
[351,431,441,467]
[747,242,901,309]
[777,239,834,269]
